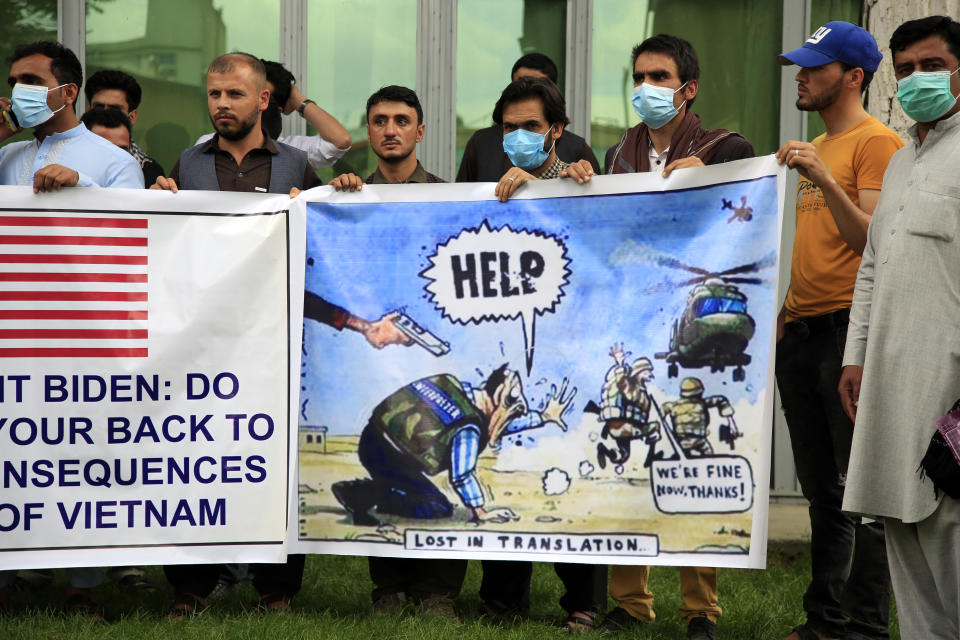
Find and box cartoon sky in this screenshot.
[302,175,780,436]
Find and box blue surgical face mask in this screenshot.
[896,67,959,123]
[11,83,67,128]
[631,81,687,130]
[502,125,555,170]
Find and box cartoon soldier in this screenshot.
[661,377,739,456]
[596,344,661,469]
[332,365,576,526]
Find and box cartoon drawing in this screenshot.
[591,344,661,470]
[654,258,771,382]
[721,196,754,223]
[331,366,576,526]
[304,290,448,355]
[660,377,739,456]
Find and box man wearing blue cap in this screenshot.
[774,21,903,640]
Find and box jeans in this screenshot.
[776,316,891,639]
[480,560,607,614]
[610,565,721,622]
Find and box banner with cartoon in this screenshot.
[291,156,785,568]
[0,186,303,569]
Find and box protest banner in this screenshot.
[291,155,785,568]
[0,186,304,569]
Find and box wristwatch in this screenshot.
[297,99,316,116]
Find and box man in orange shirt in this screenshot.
[775,22,903,640]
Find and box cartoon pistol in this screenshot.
[720,416,741,450]
[392,311,451,357]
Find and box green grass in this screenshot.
[0,543,899,639]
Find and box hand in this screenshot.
[559,159,595,184]
[541,377,577,431]
[329,173,364,192]
[151,175,179,192]
[289,187,301,198]
[609,342,630,366]
[495,167,536,202]
[362,312,413,349]
[0,97,21,141]
[284,84,306,115]
[775,140,831,187]
[838,365,863,423]
[662,156,703,178]
[32,164,79,193]
[471,506,519,524]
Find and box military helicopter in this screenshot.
[654,257,769,383]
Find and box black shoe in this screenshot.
[686,615,717,640]
[598,606,646,635]
[331,479,380,526]
[597,443,610,469]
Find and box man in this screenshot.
[197,59,351,170]
[661,377,736,457]
[0,40,142,619]
[327,85,442,191]
[0,41,143,191]
[596,345,661,469]
[775,21,904,640]
[85,69,165,184]
[596,34,755,640]
[318,85,457,618]
[457,52,599,183]
[838,15,960,640]
[152,51,319,614]
[80,106,163,186]
[478,76,606,632]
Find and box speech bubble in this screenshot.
[649,455,754,514]
[420,221,570,374]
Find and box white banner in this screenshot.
[0,186,304,569]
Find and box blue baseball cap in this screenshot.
[778,21,882,72]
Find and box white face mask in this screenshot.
[11,83,67,128]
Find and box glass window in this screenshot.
[455,0,566,172]
[0,1,59,150]
[805,0,862,141]
[306,0,417,183]
[591,0,783,168]
[85,0,281,173]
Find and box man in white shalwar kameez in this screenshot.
[839,15,960,640]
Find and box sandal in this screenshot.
[563,610,599,633]
[118,574,158,593]
[258,593,294,614]
[66,590,104,623]
[169,592,208,618]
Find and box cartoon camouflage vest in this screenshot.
[370,374,488,475]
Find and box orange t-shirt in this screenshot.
[784,116,904,321]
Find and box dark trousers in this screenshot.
[368,557,467,601]
[480,559,607,614]
[776,314,890,639]
[358,426,453,519]
[164,555,305,600]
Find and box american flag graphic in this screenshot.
[0,214,148,358]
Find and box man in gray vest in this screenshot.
[151,52,320,194]
[151,51,316,616]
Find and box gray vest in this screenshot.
[176,140,308,193]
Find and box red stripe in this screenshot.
[0,309,147,320]
[0,216,147,229]
[0,272,147,282]
[0,291,147,301]
[0,347,148,357]
[0,254,147,265]
[0,235,147,247]
[0,329,148,339]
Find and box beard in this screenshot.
[376,144,414,165]
[211,109,259,141]
[796,77,844,112]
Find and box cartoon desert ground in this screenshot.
[297,407,763,556]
